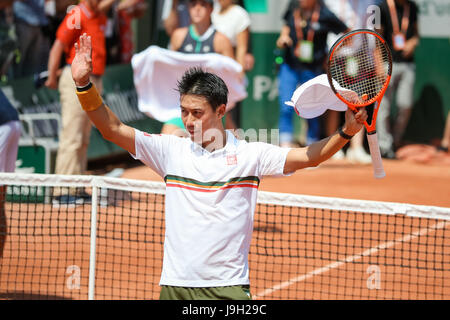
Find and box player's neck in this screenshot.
[201,127,227,153]
[395,0,407,5]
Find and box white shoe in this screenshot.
[346,147,372,164]
[331,149,345,160]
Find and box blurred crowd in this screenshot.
[0,0,448,194]
[0,0,147,81]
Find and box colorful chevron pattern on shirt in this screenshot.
[164,175,260,192]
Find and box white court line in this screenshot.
[253,220,449,299]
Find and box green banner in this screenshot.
[244,0,268,13]
[241,33,305,143]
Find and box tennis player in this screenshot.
[72,33,367,300]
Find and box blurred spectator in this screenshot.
[438,112,450,153]
[45,0,107,206]
[376,0,419,159]
[163,0,191,38]
[0,1,17,79]
[212,0,253,129]
[43,1,79,47]
[212,0,252,72]
[99,0,147,65]
[324,0,375,163]
[12,0,50,78]
[276,0,348,148]
[0,88,21,258]
[164,0,234,135]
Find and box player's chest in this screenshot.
[167,150,256,179]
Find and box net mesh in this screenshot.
[1,173,449,300]
[328,31,391,106]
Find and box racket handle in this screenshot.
[367,132,386,179]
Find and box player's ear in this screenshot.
[216,104,226,119]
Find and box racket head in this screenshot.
[327,29,393,109]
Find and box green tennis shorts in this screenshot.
[159,285,252,300]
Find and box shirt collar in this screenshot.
[190,130,237,156]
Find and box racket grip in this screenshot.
[367,132,386,179]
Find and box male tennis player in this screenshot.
[72,33,367,300]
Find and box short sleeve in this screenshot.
[257,143,291,177]
[234,6,251,34]
[131,129,174,177]
[56,9,81,48]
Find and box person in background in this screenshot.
[276,0,348,148]
[324,0,375,164]
[437,112,450,154]
[12,0,50,78]
[376,0,419,159]
[163,0,191,38]
[99,0,147,65]
[45,0,107,206]
[212,0,254,129]
[0,88,21,259]
[44,1,80,49]
[0,0,17,79]
[164,0,235,135]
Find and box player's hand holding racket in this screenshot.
[327,29,393,179]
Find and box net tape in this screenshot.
[1,173,448,220]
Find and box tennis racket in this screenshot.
[327,29,392,179]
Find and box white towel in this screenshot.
[131,46,247,122]
[285,74,357,119]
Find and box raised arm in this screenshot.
[283,108,367,174]
[71,33,136,155]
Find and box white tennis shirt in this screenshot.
[132,129,291,287]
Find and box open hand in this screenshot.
[71,33,92,87]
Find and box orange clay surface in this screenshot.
[1,154,449,300]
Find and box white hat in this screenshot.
[285,74,355,119]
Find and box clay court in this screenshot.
[1,152,449,300]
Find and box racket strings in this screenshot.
[329,33,390,106]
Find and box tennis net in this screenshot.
[0,173,449,300]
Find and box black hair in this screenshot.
[177,67,228,111]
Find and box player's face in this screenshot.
[189,0,213,24]
[180,94,225,144]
